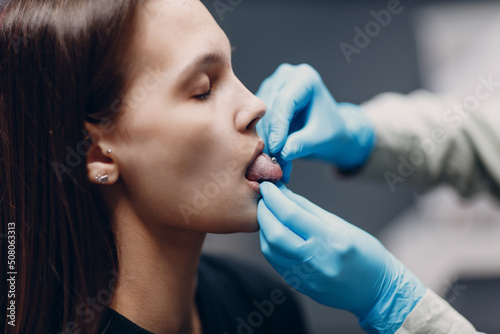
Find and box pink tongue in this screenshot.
[245,153,283,183]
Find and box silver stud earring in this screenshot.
[107,149,112,154]
[95,174,109,184]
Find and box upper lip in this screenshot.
[245,140,265,177]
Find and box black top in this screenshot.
[99,254,308,334]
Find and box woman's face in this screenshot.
[103,0,267,233]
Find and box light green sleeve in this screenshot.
[358,90,500,198]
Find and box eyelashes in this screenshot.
[194,82,212,101]
[194,88,211,100]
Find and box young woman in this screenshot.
[0,0,304,333]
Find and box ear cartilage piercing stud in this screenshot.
[271,157,278,164]
[107,149,112,154]
[95,174,109,184]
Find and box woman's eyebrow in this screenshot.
[178,52,228,83]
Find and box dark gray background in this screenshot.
[203,1,500,333]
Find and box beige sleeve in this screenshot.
[358,90,500,198]
[395,289,483,334]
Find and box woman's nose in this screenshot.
[235,84,267,133]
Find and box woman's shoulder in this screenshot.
[197,253,308,334]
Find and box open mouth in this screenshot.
[245,142,283,184]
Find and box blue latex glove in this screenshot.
[256,64,375,182]
[258,181,426,334]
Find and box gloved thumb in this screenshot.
[280,126,318,161]
[277,183,344,227]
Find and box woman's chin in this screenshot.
[186,196,260,233]
[239,220,260,233]
[210,217,260,234]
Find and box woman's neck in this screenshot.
[109,200,205,334]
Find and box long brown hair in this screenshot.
[1,0,143,332]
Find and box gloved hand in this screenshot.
[258,181,426,334]
[256,63,375,183]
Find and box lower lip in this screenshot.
[246,179,261,193]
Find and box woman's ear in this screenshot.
[85,121,119,185]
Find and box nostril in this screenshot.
[246,117,260,131]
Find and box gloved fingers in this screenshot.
[268,64,335,154]
[336,101,360,112]
[258,199,308,259]
[274,180,287,190]
[256,120,271,155]
[276,184,351,235]
[281,96,340,162]
[277,158,292,184]
[267,80,315,154]
[260,236,313,291]
[256,66,292,147]
[256,84,282,155]
[259,230,289,274]
[259,229,306,270]
[260,182,325,238]
[280,124,321,161]
[280,185,327,215]
[268,184,361,260]
[255,65,289,100]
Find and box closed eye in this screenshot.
[194,84,212,101]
